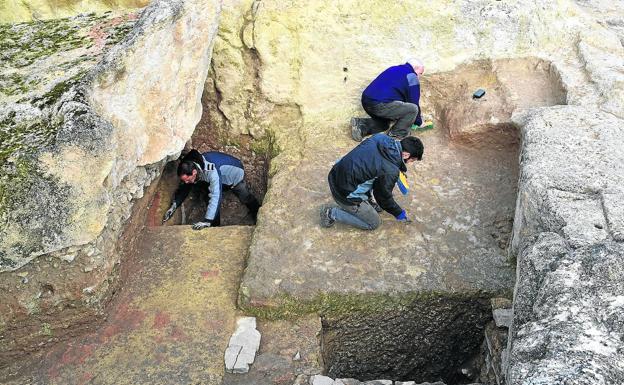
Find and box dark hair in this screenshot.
[177,161,196,176]
[400,137,424,160]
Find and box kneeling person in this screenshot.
[163,150,261,229]
[321,134,423,230]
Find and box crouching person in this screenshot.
[320,134,423,230]
[163,149,261,229]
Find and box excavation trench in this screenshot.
[0,57,567,383]
[318,57,567,384]
[145,88,272,228]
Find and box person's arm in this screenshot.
[203,169,222,222]
[173,183,192,207]
[406,73,422,126]
[372,173,403,217]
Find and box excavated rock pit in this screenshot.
[243,57,567,384]
[4,0,624,384]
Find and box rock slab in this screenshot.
[507,107,624,384]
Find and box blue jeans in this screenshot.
[331,200,381,230]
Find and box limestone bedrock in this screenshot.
[0,0,150,24]
[506,107,624,384]
[1,0,220,271]
[236,0,621,306]
[3,226,251,385]
[0,0,221,366]
[209,0,624,383]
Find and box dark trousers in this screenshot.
[360,100,419,139]
[230,181,261,220]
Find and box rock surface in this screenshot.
[506,107,624,384]
[0,226,251,384]
[0,0,150,24]
[2,0,624,383]
[0,0,221,365]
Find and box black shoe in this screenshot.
[350,117,363,142]
[320,204,335,228]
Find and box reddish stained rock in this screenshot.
[146,191,162,227]
[169,325,188,341]
[201,269,220,279]
[153,310,171,329]
[100,303,146,340]
[78,371,94,385]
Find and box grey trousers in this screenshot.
[331,200,381,230]
[359,100,419,139]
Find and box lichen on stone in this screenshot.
[0,10,139,271]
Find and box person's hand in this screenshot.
[192,221,212,230]
[162,202,177,223]
[395,209,413,224]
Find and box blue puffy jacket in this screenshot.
[328,134,406,217]
[361,62,422,126]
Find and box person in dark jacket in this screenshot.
[320,134,424,230]
[162,149,261,229]
[350,58,425,141]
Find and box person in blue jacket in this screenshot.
[350,58,425,141]
[162,149,261,229]
[321,134,424,230]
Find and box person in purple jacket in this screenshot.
[350,58,425,141]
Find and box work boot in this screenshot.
[320,204,336,228]
[350,117,363,142]
[368,198,383,213]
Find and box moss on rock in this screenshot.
[0,11,138,271]
[240,289,511,321]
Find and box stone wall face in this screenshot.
[506,107,624,384]
[0,0,221,363]
[210,0,615,147]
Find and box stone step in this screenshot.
[16,226,252,385]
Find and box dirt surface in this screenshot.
[242,123,519,304]
[242,57,569,306]
[1,226,252,385]
[424,58,566,148]
[223,315,323,385]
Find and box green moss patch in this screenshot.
[0,11,137,101]
[240,289,511,321]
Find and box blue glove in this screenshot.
[395,210,412,223]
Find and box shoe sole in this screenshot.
[350,118,362,142]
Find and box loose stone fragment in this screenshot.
[224,316,261,374]
[493,308,513,328]
[310,375,335,385]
